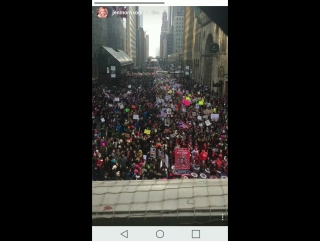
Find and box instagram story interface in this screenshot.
[92,5,228,226]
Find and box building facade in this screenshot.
[163,38,167,63]
[183,6,195,78]
[92,9,108,51]
[92,9,108,79]
[126,6,138,67]
[145,34,149,58]
[123,27,127,54]
[166,32,173,56]
[144,31,147,60]
[168,6,185,28]
[107,15,125,51]
[192,7,228,96]
[136,27,146,68]
[173,16,184,54]
[160,10,169,59]
[166,6,184,65]
[140,14,143,28]
[92,7,124,80]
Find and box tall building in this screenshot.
[136,27,146,68]
[140,14,143,28]
[163,39,167,62]
[137,14,140,31]
[126,6,138,67]
[168,6,172,29]
[146,35,149,58]
[166,7,184,63]
[92,7,127,80]
[92,6,125,51]
[183,6,195,76]
[160,10,169,59]
[92,9,108,51]
[168,6,184,29]
[107,15,125,50]
[173,16,184,54]
[135,8,140,67]
[141,30,146,65]
[144,31,147,60]
[166,33,173,55]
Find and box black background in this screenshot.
[1,2,292,241]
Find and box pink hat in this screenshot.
[135,164,139,169]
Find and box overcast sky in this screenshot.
[138,6,169,57]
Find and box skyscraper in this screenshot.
[173,15,184,54]
[168,6,184,30]
[126,6,138,67]
[146,34,149,58]
[160,10,169,59]
[166,33,173,56]
[166,6,184,62]
[140,14,143,28]
[136,27,146,68]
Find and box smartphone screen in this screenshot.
[92,2,228,241]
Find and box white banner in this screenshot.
[211,114,219,121]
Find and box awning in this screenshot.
[93,46,134,66]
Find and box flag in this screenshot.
[178,120,189,129]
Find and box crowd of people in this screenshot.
[92,71,228,181]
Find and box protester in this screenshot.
[92,70,228,180]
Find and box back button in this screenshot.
[121,230,128,238]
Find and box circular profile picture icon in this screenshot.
[97,6,108,18]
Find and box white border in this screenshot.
[92,1,228,6]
